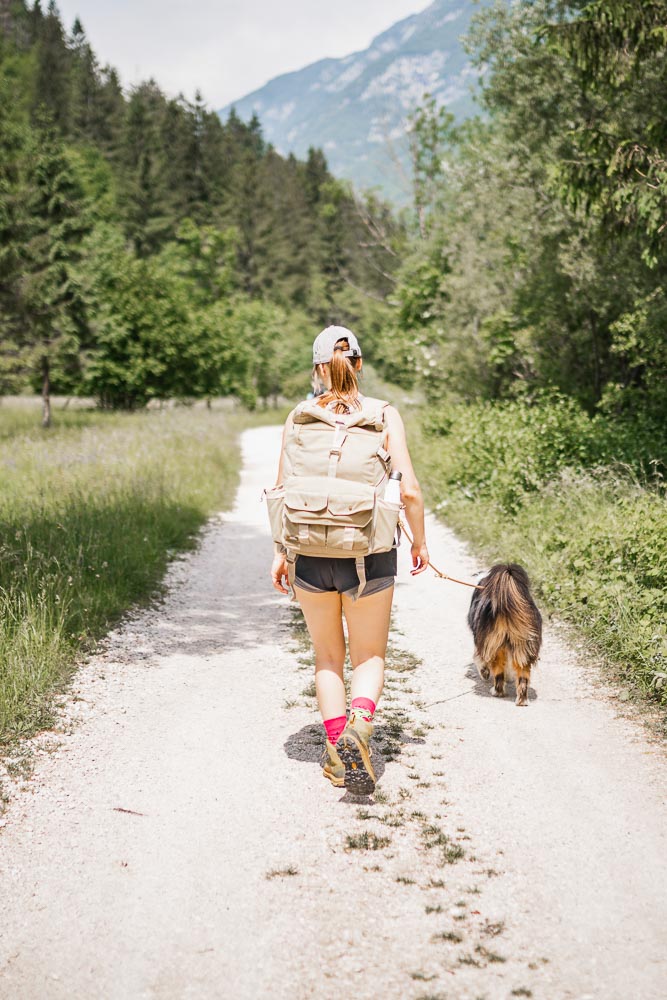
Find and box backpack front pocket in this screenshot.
[283,477,376,553]
[264,485,285,544]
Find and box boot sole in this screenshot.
[336,731,376,795]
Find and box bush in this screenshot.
[422,392,666,514]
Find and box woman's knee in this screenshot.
[351,653,385,672]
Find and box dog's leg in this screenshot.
[515,675,529,706]
[474,650,490,681]
[515,667,530,707]
[490,649,506,697]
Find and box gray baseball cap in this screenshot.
[312,325,362,365]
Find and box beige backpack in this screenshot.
[264,395,401,599]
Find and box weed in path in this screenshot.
[410,971,437,981]
[396,875,416,885]
[265,866,299,880]
[422,823,465,865]
[482,919,506,937]
[432,930,463,943]
[380,811,405,828]
[425,905,443,914]
[511,989,533,997]
[5,749,34,781]
[459,953,483,968]
[475,944,507,964]
[345,831,391,851]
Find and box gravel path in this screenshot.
[0,425,665,1000]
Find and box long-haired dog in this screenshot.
[467,563,542,706]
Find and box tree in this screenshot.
[19,118,90,425]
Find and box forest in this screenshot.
[0,0,666,712]
[0,0,400,418]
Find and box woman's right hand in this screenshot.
[410,542,429,576]
[271,553,290,594]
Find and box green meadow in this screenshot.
[0,403,246,741]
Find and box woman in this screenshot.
[271,326,429,793]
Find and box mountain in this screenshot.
[218,0,493,202]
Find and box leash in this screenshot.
[399,518,484,591]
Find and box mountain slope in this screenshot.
[218,0,492,202]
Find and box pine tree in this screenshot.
[121,82,175,255]
[0,66,30,390]
[33,0,71,131]
[20,118,90,425]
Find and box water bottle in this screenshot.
[384,470,402,505]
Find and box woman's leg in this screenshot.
[294,586,346,720]
[342,585,394,705]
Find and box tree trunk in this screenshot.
[41,354,51,429]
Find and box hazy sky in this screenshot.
[55,0,431,109]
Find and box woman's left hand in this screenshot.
[271,553,290,594]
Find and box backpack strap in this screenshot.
[328,419,348,477]
[286,550,297,602]
[355,556,367,601]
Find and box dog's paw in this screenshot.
[490,685,505,698]
[479,665,490,681]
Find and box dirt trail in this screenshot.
[0,425,665,1000]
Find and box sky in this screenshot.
[55,0,431,109]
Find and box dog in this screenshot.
[467,563,542,706]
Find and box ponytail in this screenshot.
[317,339,361,412]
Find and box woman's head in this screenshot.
[312,325,363,411]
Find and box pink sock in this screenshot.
[351,697,376,721]
[324,716,347,745]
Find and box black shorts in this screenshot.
[294,550,397,599]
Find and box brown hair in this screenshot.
[317,339,362,412]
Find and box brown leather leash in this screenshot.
[399,518,484,591]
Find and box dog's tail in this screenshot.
[481,563,542,663]
[483,563,530,617]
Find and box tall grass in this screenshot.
[0,405,246,741]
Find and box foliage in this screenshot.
[0,2,402,412]
[372,0,667,428]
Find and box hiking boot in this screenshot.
[321,739,345,787]
[335,712,376,795]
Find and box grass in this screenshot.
[0,403,254,742]
[265,866,299,880]
[432,930,462,943]
[345,831,391,851]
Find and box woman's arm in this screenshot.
[271,411,294,594]
[384,405,429,575]
[274,410,294,486]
